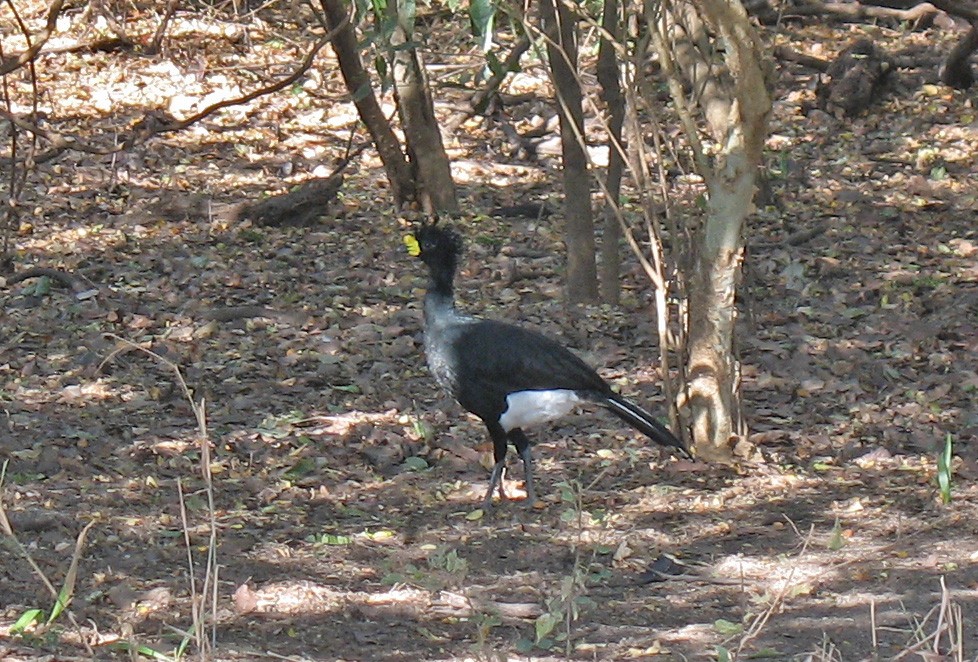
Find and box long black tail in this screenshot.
[603,393,689,457]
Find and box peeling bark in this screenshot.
[659,0,771,460]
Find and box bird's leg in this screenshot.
[484,421,511,509]
[484,459,506,510]
[518,447,536,506]
[510,429,536,506]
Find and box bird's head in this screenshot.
[403,220,465,273]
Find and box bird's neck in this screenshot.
[423,261,460,325]
[424,277,455,320]
[429,260,455,296]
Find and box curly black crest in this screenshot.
[414,221,465,262]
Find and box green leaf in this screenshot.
[11,608,43,634]
[469,0,494,33]
[938,433,953,504]
[752,647,785,658]
[557,482,575,502]
[174,633,192,659]
[402,456,428,471]
[411,418,431,440]
[574,595,597,609]
[469,0,495,50]
[48,584,71,623]
[828,518,845,550]
[110,642,171,659]
[439,549,468,574]
[399,0,417,27]
[32,276,52,297]
[485,49,505,78]
[375,14,399,42]
[285,457,317,478]
[713,618,743,635]
[381,572,406,584]
[465,508,485,521]
[535,612,558,643]
[716,645,731,662]
[238,228,263,243]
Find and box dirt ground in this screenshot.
[2,5,978,661]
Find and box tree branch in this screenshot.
[0,26,340,165]
[0,0,66,76]
[135,28,336,140]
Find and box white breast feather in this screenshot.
[499,390,582,431]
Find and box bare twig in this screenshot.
[0,0,66,76]
[1,22,343,167]
[731,524,816,657]
[137,26,338,140]
[0,460,98,652]
[0,462,60,598]
[99,335,218,655]
[444,33,533,133]
[146,0,181,55]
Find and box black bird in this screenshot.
[405,221,688,509]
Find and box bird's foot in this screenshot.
[520,485,538,508]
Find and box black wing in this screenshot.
[450,320,609,420]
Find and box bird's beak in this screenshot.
[403,234,421,257]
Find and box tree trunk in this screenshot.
[386,0,458,213]
[597,0,625,306]
[319,0,416,207]
[685,184,750,461]
[539,0,599,304]
[681,0,771,460]
[939,21,977,89]
[663,2,734,144]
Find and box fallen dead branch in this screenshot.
[1,266,92,292]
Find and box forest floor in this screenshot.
[2,4,978,661]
